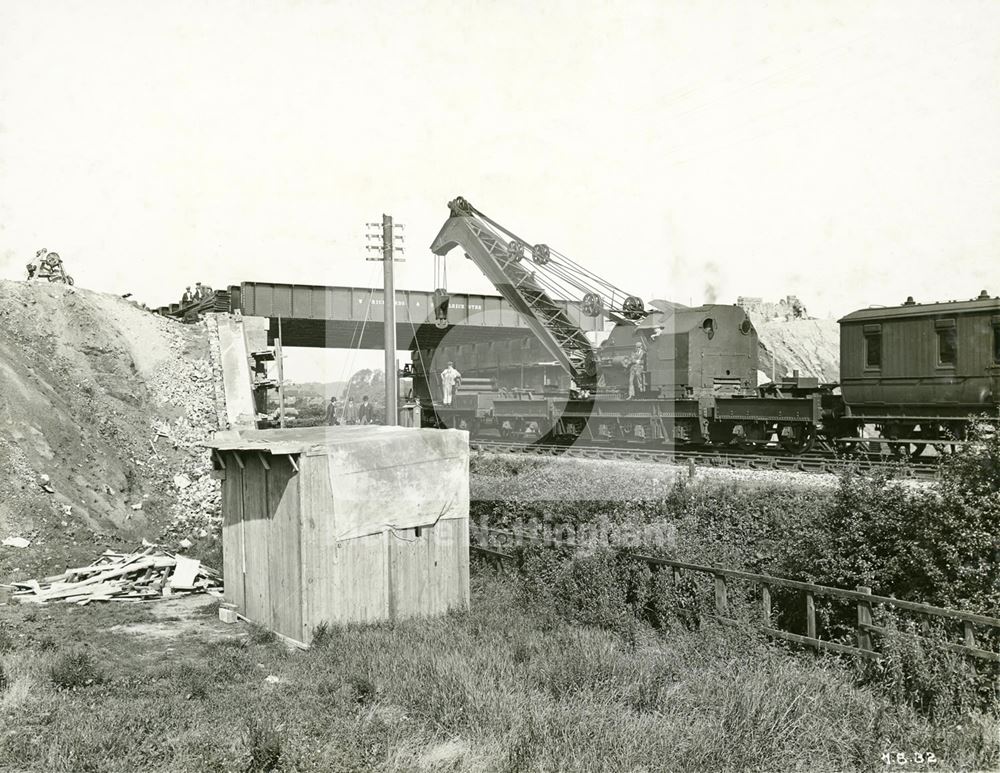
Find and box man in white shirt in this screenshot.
[440,362,461,405]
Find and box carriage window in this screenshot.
[864,333,881,368]
[938,328,957,365]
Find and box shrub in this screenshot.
[0,661,8,693]
[50,651,104,690]
[247,623,276,646]
[858,616,990,720]
[346,673,376,706]
[310,621,333,648]
[245,718,281,773]
[0,624,12,653]
[36,636,57,652]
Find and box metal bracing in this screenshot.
[431,197,643,388]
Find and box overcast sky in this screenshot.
[2,1,998,382]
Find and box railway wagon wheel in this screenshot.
[778,423,816,454]
[834,425,869,456]
[883,423,926,460]
[708,422,735,446]
[930,422,965,455]
[733,421,768,451]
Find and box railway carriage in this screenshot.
[838,292,1000,447]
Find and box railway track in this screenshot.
[469,439,941,480]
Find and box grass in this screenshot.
[0,575,995,772]
[49,650,104,691]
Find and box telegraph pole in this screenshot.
[367,214,404,425]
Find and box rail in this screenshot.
[473,527,1000,663]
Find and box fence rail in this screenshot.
[473,528,1000,663]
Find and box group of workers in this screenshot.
[180,282,214,305]
[325,395,376,426]
[25,248,67,281]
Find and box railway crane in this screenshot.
[429,196,646,394]
[421,196,826,451]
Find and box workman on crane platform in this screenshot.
[440,362,462,406]
[628,341,647,399]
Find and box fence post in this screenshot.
[963,621,976,648]
[857,586,873,652]
[805,591,816,642]
[761,583,771,627]
[714,574,729,618]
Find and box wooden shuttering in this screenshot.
[219,452,303,642]
[299,453,469,641]
[218,433,470,646]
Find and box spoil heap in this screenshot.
[0,281,223,579]
[755,317,841,383]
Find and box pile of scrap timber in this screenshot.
[8,548,222,605]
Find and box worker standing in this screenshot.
[358,395,373,425]
[440,361,461,406]
[181,286,194,305]
[324,396,339,426]
[193,282,204,301]
[26,250,42,280]
[344,397,358,425]
[628,341,646,399]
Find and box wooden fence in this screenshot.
[473,528,1000,663]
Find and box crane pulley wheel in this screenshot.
[532,244,551,265]
[581,292,604,318]
[622,296,646,320]
[507,240,525,262]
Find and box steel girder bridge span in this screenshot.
[160,281,604,351]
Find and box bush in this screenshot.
[858,616,990,720]
[247,623,276,646]
[0,624,12,654]
[50,651,104,691]
[310,621,333,648]
[0,662,8,693]
[245,718,281,773]
[346,673,376,706]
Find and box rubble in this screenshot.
[8,547,222,605]
[2,537,31,549]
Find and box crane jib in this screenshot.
[430,211,599,388]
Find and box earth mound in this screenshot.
[753,316,840,383]
[0,280,221,579]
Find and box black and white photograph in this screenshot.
[1,1,998,770]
